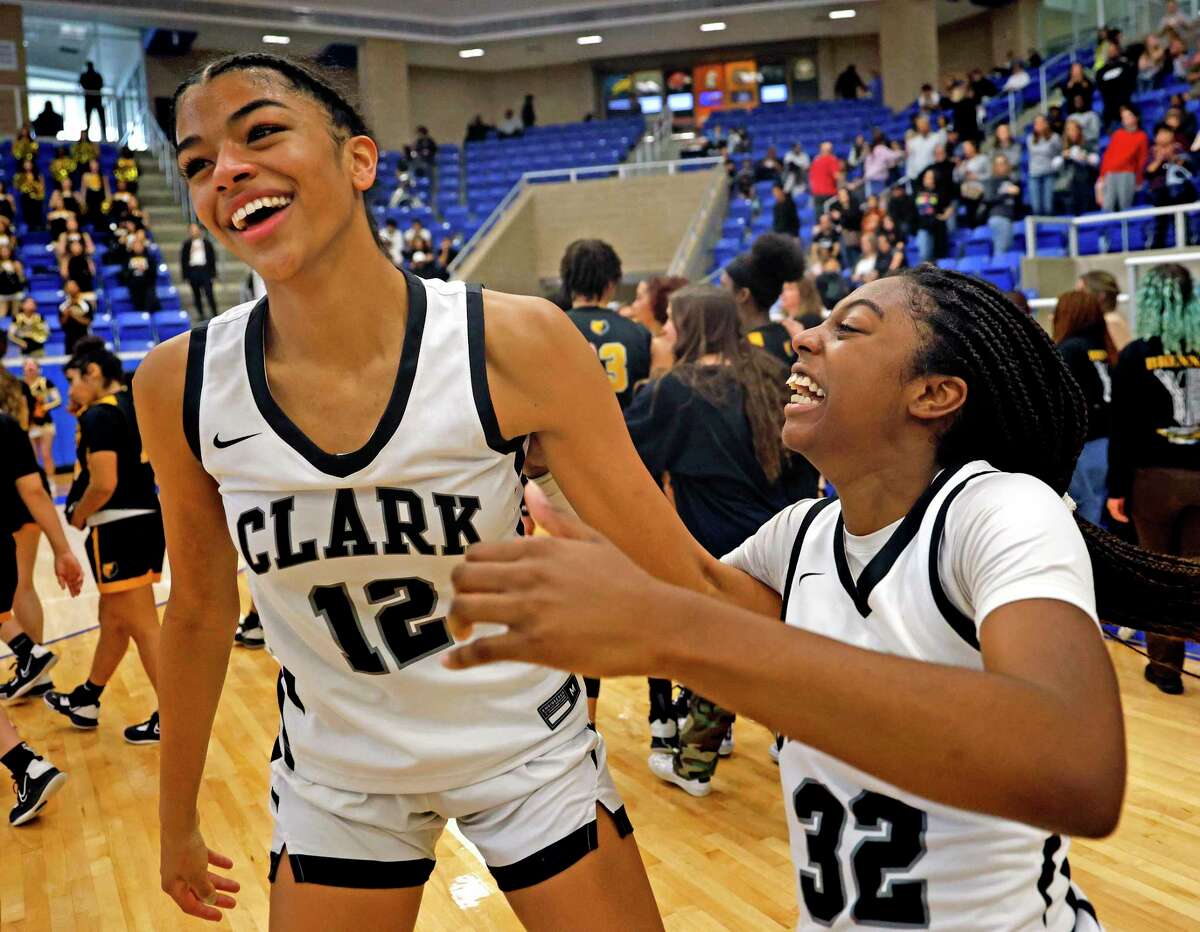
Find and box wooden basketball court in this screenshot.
[0,540,1197,930]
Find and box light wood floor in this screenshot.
[0,562,1198,929]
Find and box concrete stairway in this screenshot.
[138,159,252,316]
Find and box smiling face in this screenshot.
[780,276,966,481]
[173,68,378,282]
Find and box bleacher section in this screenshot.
[707,72,1200,287]
[0,139,182,356]
[363,117,645,266]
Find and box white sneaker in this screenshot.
[647,752,711,797]
[719,725,734,758]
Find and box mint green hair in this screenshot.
[1135,263,1200,354]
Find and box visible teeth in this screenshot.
[790,393,815,406]
[787,374,801,388]
[231,195,292,231]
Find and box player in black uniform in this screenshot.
[722,233,804,365]
[562,239,652,410]
[552,239,653,718]
[0,399,83,825]
[42,342,164,743]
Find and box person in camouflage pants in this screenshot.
[674,692,735,781]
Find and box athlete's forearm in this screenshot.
[657,589,1121,836]
[71,483,114,524]
[17,479,72,555]
[158,606,235,834]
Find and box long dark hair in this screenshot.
[1053,291,1117,366]
[668,284,792,482]
[901,265,1199,634]
[171,52,386,256]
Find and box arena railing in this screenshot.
[1023,201,1200,259]
[145,116,195,224]
[446,155,723,278]
[668,165,729,280]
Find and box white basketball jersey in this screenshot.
[184,273,587,794]
[723,462,1101,931]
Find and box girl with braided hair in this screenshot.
[449,265,1199,929]
[1107,262,1200,694]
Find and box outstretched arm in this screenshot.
[449,489,1126,838]
[134,335,242,922]
[481,289,780,616]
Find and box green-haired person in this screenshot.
[1107,262,1200,694]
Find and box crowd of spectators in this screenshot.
[3,123,163,358]
[463,95,539,142]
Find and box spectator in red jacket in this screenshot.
[1096,104,1149,212]
[808,141,842,213]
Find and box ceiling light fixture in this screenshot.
[262,34,291,44]
[576,35,603,45]
[700,22,727,32]
[458,48,484,58]
[829,9,857,19]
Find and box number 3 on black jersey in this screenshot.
[309,578,452,674]
[597,342,629,394]
[793,779,929,927]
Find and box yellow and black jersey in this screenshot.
[565,306,652,410]
[65,387,158,520]
[1057,332,1111,442]
[746,321,796,364]
[27,376,61,427]
[1108,337,1200,497]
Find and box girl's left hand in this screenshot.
[445,482,673,676]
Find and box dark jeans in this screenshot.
[1130,466,1200,680]
[187,274,218,319]
[84,96,107,141]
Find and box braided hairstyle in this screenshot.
[1134,262,1200,354]
[901,265,1200,635]
[171,52,387,256]
[559,239,622,304]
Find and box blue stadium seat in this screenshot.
[152,310,190,341]
[115,312,153,345]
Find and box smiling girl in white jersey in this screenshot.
[447,267,1200,929]
[136,53,785,929]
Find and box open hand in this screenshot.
[161,825,239,922]
[444,482,673,676]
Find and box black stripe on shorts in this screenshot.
[489,804,634,892]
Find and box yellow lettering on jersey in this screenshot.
[1145,353,1200,370]
[747,331,765,347]
[1087,349,1109,362]
[598,342,629,394]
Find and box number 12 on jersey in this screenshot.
[309,578,453,674]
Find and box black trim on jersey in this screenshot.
[281,666,306,713]
[268,848,435,888]
[273,670,295,771]
[927,470,997,650]
[488,805,634,892]
[270,789,280,810]
[182,321,210,465]
[1037,835,1062,920]
[833,463,970,618]
[244,272,427,479]
[465,282,527,456]
[780,497,837,620]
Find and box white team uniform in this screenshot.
[723,462,1103,931]
[183,273,625,889]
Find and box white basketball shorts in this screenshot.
[267,724,630,892]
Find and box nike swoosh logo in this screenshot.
[213,432,261,449]
[796,572,824,585]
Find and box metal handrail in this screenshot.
[447,156,723,276]
[144,116,195,223]
[668,166,727,278]
[1024,201,1200,257]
